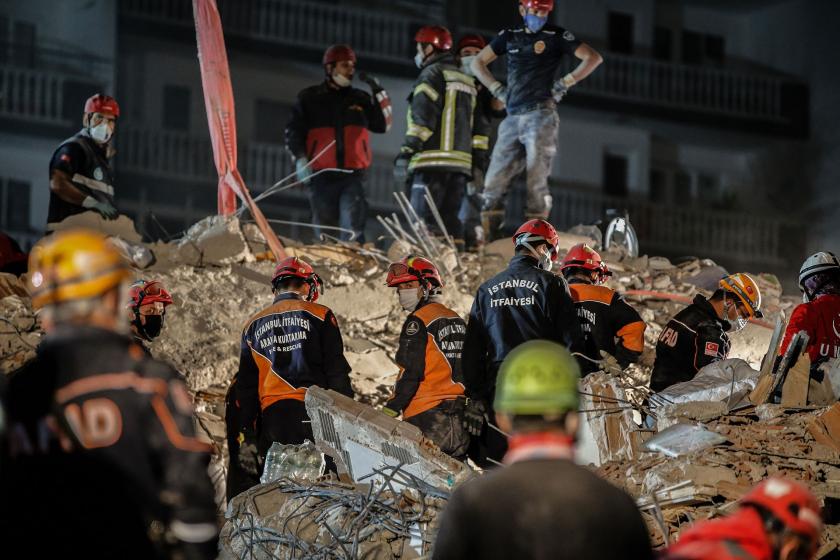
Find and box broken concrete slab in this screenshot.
[577,373,639,466]
[175,215,254,266]
[807,404,840,453]
[0,273,28,299]
[49,211,143,243]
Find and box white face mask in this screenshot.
[332,72,352,88]
[460,56,476,76]
[398,287,421,312]
[414,51,426,69]
[89,122,112,143]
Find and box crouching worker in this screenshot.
[126,279,173,355]
[383,256,470,460]
[234,256,354,483]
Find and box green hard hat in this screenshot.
[494,340,581,415]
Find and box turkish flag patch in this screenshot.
[705,342,720,357]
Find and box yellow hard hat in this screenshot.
[28,229,131,309]
[719,273,762,319]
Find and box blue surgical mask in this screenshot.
[414,52,426,69]
[460,55,476,76]
[524,14,548,33]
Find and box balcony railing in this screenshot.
[0,66,72,127]
[119,126,216,180]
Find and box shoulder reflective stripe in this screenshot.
[71,173,114,196]
[445,81,477,95]
[671,318,698,335]
[170,520,218,543]
[55,372,167,404]
[443,69,476,86]
[472,135,490,150]
[407,123,434,140]
[414,83,440,102]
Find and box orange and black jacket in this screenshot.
[236,292,353,431]
[386,301,466,419]
[567,279,646,375]
[1,325,218,557]
[285,81,392,171]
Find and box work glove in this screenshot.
[463,398,487,436]
[84,198,119,220]
[237,431,261,478]
[358,72,382,92]
[393,151,413,183]
[551,79,569,102]
[381,406,400,418]
[595,350,623,376]
[295,157,313,184]
[489,82,507,104]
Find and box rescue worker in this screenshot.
[394,26,476,250]
[126,279,174,354]
[778,252,840,364]
[382,256,469,459]
[663,477,822,560]
[1,230,218,558]
[47,94,120,231]
[234,256,353,480]
[286,44,392,243]
[461,218,583,465]
[560,243,646,375]
[651,273,763,393]
[471,0,603,237]
[455,34,506,251]
[433,340,653,560]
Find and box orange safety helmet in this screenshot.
[127,280,173,310]
[84,93,120,117]
[415,26,453,51]
[560,243,611,284]
[272,256,324,302]
[385,255,443,288]
[719,273,763,319]
[741,478,822,549]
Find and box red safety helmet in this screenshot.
[84,94,120,117]
[520,0,554,12]
[386,255,443,288]
[513,219,560,261]
[560,243,612,284]
[127,280,173,310]
[741,478,823,546]
[415,26,453,51]
[272,256,324,302]
[457,34,487,53]
[322,44,357,66]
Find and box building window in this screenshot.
[0,17,9,64]
[608,12,634,54]
[697,173,718,203]
[162,85,191,131]
[12,20,35,67]
[2,179,31,230]
[674,171,692,205]
[254,99,293,144]
[603,153,629,197]
[649,169,667,203]
[705,34,725,65]
[653,26,672,61]
[683,30,726,65]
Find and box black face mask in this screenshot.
[139,314,163,341]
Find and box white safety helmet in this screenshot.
[798,251,840,301]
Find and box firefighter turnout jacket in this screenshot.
[236,292,353,432]
[462,254,584,403]
[778,293,840,364]
[1,325,218,558]
[285,81,392,171]
[650,294,731,393]
[567,279,646,374]
[402,52,477,175]
[386,300,466,419]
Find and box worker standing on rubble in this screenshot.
[47,94,121,231]
[126,279,174,355]
[455,34,506,251]
[286,44,393,243]
[1,230,218,558]
[560,243,646,375]
[461,219,583,466]
[234,256,353,481]
[382,256,469,459]
[662,477,822,560]
[470,0,603,238]
[651,273,763,393]
[433,340,652,559]
[393,26,477,251]
[778,252,840,364]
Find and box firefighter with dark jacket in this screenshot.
[47,94,120,231]
[1,230,218,558]
[394,26,477,250]
[461,218,584,466]
[651,273,763,393]
[559,243,646,375]
[285,44,392,243]
[234,256,353,480]
[456,34,506,251]
[382,256,470,459]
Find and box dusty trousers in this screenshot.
[406,399,470,460]
[307,170,368,243]
[481,103,559,219]
[409,170,466,246]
